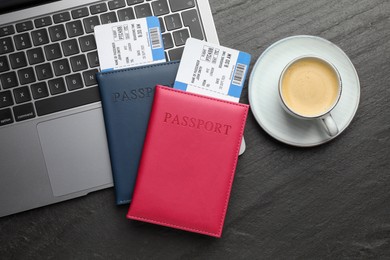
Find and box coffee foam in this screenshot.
[281,58,340,117]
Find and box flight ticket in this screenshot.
[174,38,251,102]
[94,16,165,72]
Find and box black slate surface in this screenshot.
[1,0,389,259]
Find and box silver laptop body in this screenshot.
[0,0,219,217]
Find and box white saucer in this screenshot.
[248,35,360,146]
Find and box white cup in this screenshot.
[278,56,342,136]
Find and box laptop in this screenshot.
[0,0,219,217]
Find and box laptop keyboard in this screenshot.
[0,0,204,126]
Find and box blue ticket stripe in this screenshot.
[174,81,188,91]
[146,16,165,61]
[228,51,251,98]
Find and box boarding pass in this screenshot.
[94,16,165,72]
[174,38,251,102]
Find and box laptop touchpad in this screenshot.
[37,109,113,197]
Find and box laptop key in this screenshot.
[0,56,10,72]
[14,33,32,50]
[62,39,80,56]
[13,102,35,121]
[0,37,14,54]
[71,7,89,19]
[27,47,45,65]
[168,47,184,60]
[34,16,53,28]
[0,25,15,37]
[18,67,36,85]
[135,4,153,18]
[48,24,67,42]
[164,14,182,31]
[31,82,49,99]
[66,73,84,90]
[90,3,108,15]
[13,86,32,104]
[172,28,189,46]
[48,77,66,95]
[15,21,34,33]
[159,18,165,33]
[52,59,71,76]
[35,63,54,80]
[100,12,118,24]
[83,16,100,33]
[169,0,195,12]
[0,108,13,126]
[152,0,170,16]
[66,21,84,38]
[70,54,88,72]
[87,51,99,67]
[53,12,71,24]
[0,71,18,89]
[31,29,50,46]
[83,69,98,86]
[162,33,173,49]
[117,8,135,21]
[9,52,27,69]
[44,43,62,61]
[0,90,14,108]
[35,86,101,116]
[127,0,144,5]
[79,35,97,52]
[182,9,203,40]
[108,0,126,10]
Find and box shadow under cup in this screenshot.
[279,56,342,136]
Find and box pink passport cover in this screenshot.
[127,86,249,237]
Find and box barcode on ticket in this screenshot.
[232,63,247,86]
[149,27,162,49]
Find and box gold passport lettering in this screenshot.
[163,112,232,135]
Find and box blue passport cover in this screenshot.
[96,61,180,204]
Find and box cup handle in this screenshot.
[321,114,339,137]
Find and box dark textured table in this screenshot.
[1,0,389,258]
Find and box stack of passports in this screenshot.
[96,61,180,205]
[97,62,249,237]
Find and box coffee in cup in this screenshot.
[279,56,342,136]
